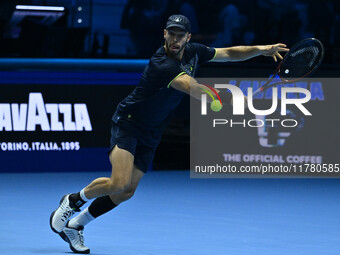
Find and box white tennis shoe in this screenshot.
[50,194,79,233]
[59,223,90,254]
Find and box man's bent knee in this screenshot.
[106,174,132,194]
[123,188,135,200]
[107,177,131,194]
[109,186,136,204]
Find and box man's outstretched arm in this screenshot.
[211,44,289,62]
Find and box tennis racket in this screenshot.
[253,38,324,96]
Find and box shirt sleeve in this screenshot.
[192,43,216,62]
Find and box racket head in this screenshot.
[279,38,324,81]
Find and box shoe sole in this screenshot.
[59,231,90,254]
[49,194,68,234]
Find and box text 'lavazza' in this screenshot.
[0,93,92,131]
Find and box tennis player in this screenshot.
[50,14,289,254]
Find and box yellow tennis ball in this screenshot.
[211,100,222,112]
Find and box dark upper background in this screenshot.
[0,0,339,66]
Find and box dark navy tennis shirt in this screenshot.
[112,43,216,147]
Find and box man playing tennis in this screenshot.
[50,14,289,254]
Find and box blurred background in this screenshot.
[0,0,339,172]
[0,0,339,62]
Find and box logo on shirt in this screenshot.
[182,64,194,76]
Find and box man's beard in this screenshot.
[165,40,187,57]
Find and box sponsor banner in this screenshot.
[190,78,340,178]
[0,83,134,172]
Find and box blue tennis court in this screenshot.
[1,171,339,255]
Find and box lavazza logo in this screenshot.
[201,84,312,128]
[0,93,92,131]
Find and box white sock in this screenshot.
[80,188,89,202]
[68,207,95,228]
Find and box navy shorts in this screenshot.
[109,120,156,173]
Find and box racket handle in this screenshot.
[252,87,264,97]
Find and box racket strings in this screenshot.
[280,40,323,81]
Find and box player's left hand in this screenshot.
[261,44,289,62]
